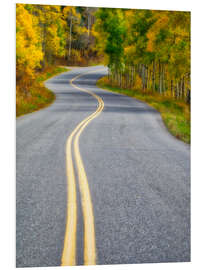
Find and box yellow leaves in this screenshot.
[46,24,61,56]
[156,12,169,28]
[146,31,155,52]
[16,5,36,43]
[63,6,80,21]
[35,5,61,25]
[124,45,135,56]
[124,9,135,29]
[16,4,43,78]
[16,3,70,74]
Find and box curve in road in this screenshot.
[61,69,105,266]
[16,66,190,267]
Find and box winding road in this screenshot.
[16,66,190,267]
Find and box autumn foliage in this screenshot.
[95,8,190,103]
[16,4,101,116]
[16,4,190,116]
[16,4,100,93]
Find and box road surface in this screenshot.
[16,66,190,267]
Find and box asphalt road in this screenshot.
[16,66,190,267]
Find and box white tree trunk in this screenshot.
[68,15,72,58]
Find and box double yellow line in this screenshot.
[61,69,104,266]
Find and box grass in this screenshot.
[97,76,190,144]
[16,66,69,117]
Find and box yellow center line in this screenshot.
[61,69,105,266]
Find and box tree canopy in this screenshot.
[16,4,190,102]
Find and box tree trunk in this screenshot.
[162,64,165,93]
[68,15,72,59]
[171,79,173,98]
[182,76,185,99]
[176,81,179,99]
[148,69,152,90]
[179,79,182,99]
[145,66,148,90]
[142,64,145,91]
[133,66,135,88]
[152,60,156,91]
[159,60,162,94]
[175,82,177,99]
[186,88,190,104]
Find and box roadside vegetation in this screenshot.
[16,66,68,117]
[94,8,190,143]
[94,9,190,103]
[16,4,103,116]
[16,4,190,142]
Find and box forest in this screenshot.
[16,5,99,103]
[16,4,190,136]
[96,8,190,103]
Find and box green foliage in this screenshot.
[94,8,190,103]
[95,8,126,70]
[16,4,191,114]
